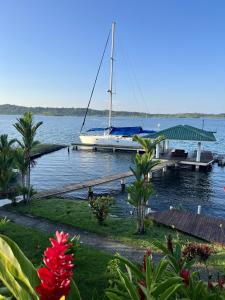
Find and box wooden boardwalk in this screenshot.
[148,209,225,244]
[35,160,174,199]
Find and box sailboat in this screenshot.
[79,22,155,147]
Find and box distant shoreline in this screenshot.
[0,104,224,118]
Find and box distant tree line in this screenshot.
[0,104,224,118]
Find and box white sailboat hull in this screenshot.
[79,134,141,147]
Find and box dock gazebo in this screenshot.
[146,125,216,169]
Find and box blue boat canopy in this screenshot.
[87,126,156,137]
[87,127,107,132]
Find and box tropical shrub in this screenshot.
[14,112,43,203]
[0,217,9,226]
[106,236,225,300]
[127,135,164,234]
[89,196,115,225]
[0,134,16,196]
[182,242,214,263]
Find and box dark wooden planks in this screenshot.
[148,209,225,244]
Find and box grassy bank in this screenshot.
[0,221,112,299]
[5,198,201,249]
[31,143,66,157]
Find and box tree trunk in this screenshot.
[137,201,146,234]
[21,173,25,201]
[27,162,31,203]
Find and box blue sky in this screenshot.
[0,0,225,113]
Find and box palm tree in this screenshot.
[14,148,29,200]
[0,134,16,155]
[13,112,43,202]
[127,135,164,234]
[133,135,165,155]
[0,134,16,196]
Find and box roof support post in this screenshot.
[165,140,169,150]
[196,142,202,162]
[156,143,160,159]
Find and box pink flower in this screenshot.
[36,231,74,300]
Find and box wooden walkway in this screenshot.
[72,142,144,153]
[148,209,225,244]
[35,160,174,199]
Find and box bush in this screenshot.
[89,196,114,225]
[106,236,225,300]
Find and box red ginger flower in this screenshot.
[218,278,225,288]
[208,281,214,289]
[180,269,190,286]
[138,249,152,300]
[138,279,146,300]
[36,231,74,300]
[142,248,152,272]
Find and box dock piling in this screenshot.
[88,186,94,199]
[120,179,126,192]
[197,205,202,214]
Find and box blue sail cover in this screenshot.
[87,126,156,136]
[110,127,156,136]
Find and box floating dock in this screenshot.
[148,209,225,244]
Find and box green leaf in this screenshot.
[106,291,124,300]
[118,270,140,300]
[145,256,153,289]
[151,240,170,255]
[0,258,36,300]
[0,235,38,300]
[116,255,144,280]
[153,277,182,297]
[159,283,183,300]
[106,288,129,298]
[154,258,169,282]
[67,279,82,300]
[0,234,40,288]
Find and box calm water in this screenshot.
[0,115,225,218]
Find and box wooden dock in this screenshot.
[35,160,174,199]
[72,142,144,153]
[148,209,225,244]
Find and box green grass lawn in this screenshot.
[5,198,202,249]
[31,143,66,156]
[0,221,112,299]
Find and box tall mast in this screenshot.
[108,21,115,128]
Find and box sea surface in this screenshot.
[0,115,224,218]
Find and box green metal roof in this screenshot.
[146,125,216,142]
